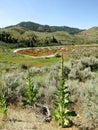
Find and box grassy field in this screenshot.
[0,43,63,67]
[0,52,61,67]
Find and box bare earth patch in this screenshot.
[0,106,78,130]
[14,45,98,59]
[15,46,74,58]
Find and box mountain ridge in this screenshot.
[5,21,84,34]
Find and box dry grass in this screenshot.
[0,106,78,130]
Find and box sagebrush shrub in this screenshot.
[79,78,98,127]
[67,77,98,129]
[64,57,96,81]
[44,66,60,104]
[81,56,98,71]
[2,72,26,104]
[69,47,98,59]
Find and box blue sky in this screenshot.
[0,0,98,29]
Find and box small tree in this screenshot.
[53,54,77,128]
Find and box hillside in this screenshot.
[6,21,83,34]
[76,26,98,44]
[1,22,98,47]
[0,22,78,47]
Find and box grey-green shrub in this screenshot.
[62,57,96,81]
[44,65,60,104]
[67,77,98,129]
[79,78,98,127]
[69,47,98,59]
[29,67,43,76]
[81,56,98,71]
[66,79,80,102]
[68,67,94,81]
[2,72,26,104]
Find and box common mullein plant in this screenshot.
[23,70,38,106]
[53,54,77,128]
[0,91,8,120]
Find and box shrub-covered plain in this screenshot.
[0,43,98,129]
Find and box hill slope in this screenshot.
[1,22,98,47]
[6,21,83,34]
[76,26,98,44]
[0,22,78,47]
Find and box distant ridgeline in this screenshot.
[6,21,83,34]
[0,21,98,48]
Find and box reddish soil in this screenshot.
[17,46,74,58]
[16,45,98,58]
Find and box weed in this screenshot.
[53,55,77,128]
[0,91,8,120]
[23,70,38,106]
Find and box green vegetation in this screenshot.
[0,21,98,129]
[23,71,38,106]
[11,21,83,34]
[1,53,98,129]
[53,82,76,127]
[0,27,75,47]
[1,21,98,47]
[53,55,77,127]
[0,91,7,120]
[76,27,98,44]
[1,41,61,84]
